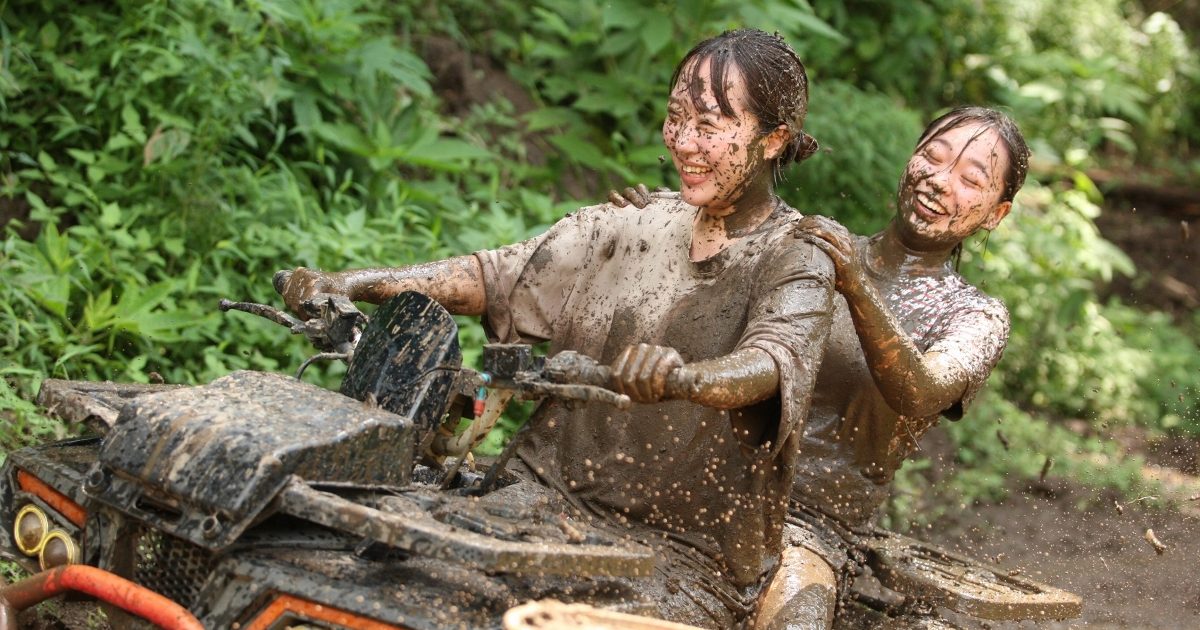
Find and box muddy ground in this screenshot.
[920,475,1200,629]
[1093,185,1199,321]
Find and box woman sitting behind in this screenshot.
[763,107,1030,628]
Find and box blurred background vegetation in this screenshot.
[2,0,1198,522]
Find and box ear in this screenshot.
[761,124,789,161]
[982,200,1012,231]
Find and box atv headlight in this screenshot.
[39,529,79,570]
[14,504,49,556]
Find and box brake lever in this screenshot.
[218,293,368,377]
[511,377,631,410]
[218,299,304,331]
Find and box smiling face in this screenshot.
[661,59,783,216]
[896,122,1013,251]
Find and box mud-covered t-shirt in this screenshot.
[791,234,1010,528]
[474,197,834,589]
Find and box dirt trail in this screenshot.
[920,479,1200,629]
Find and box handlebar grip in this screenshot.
[576,363,612,388]
[273,270,292,295]
[596,365,695,400]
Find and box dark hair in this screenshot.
[914,106,1030,204]
[669,29,818,176]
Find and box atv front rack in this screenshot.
[278,481,655,578]
[864,529,1083,621]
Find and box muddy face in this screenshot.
[895,123,1013,251]
[661,58,779,218]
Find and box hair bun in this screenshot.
[786,131,819,164]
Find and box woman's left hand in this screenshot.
[796,215,866,295]
[611,343,685,403]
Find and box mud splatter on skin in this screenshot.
[893,123,1014,255]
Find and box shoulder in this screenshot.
[921,276,1011,359]
[946,276,1010,327]
[570,195,690,225]
[753,228,836,287]
[770,219,835,276]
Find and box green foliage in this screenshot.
[0,0,546,394]
[961,0,1197,162]
[806,0,988,110]
[0,377,74,465]
[806,0,1198,163]
[959,181,1200,435]
[419,0,846,191]
[885,390,1153,528]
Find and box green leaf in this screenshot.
[99,203,122,228]
[595,29,641,57]
[548,132,608,167]
[531,7,573,39]
[600,0,643,30]
[66,148,96,165]
[313,122,374,155]
[142,127,192,166]
[573,91,639,118]
[639,12,673,56]
[39,21,61,49]
[293,93,321,129]
[523,107,578,132]
[37,151,58,172]
[402,139,493,171]
[104,133,137,151]
[121,104,146,143]
[783,9,847,43]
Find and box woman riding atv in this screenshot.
[279,29,833,629]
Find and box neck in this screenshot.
[698,173,778,237]
[869,220,957,277]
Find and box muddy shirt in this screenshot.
[791,234,1010,529]
[474,197,834,599]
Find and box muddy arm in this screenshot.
[842,281,969,419]
[277,255,486,317]
[677,348,778,410]
[798,216,966,419]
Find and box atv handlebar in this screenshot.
[543,351,695,401]
[219,296,641,409]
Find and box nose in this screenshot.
[926,165,952,193]
[663,119,699,155]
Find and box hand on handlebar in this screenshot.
[610,343,696,403]
[274,268,347,317]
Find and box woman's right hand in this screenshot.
[275,267,347,316]
[795,215,866,296]
[607,183,656,209]
[610,343,690,403]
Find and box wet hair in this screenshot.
[669,29,818,177]
[913,106,1030,204]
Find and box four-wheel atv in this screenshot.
[1,288,1082,629]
